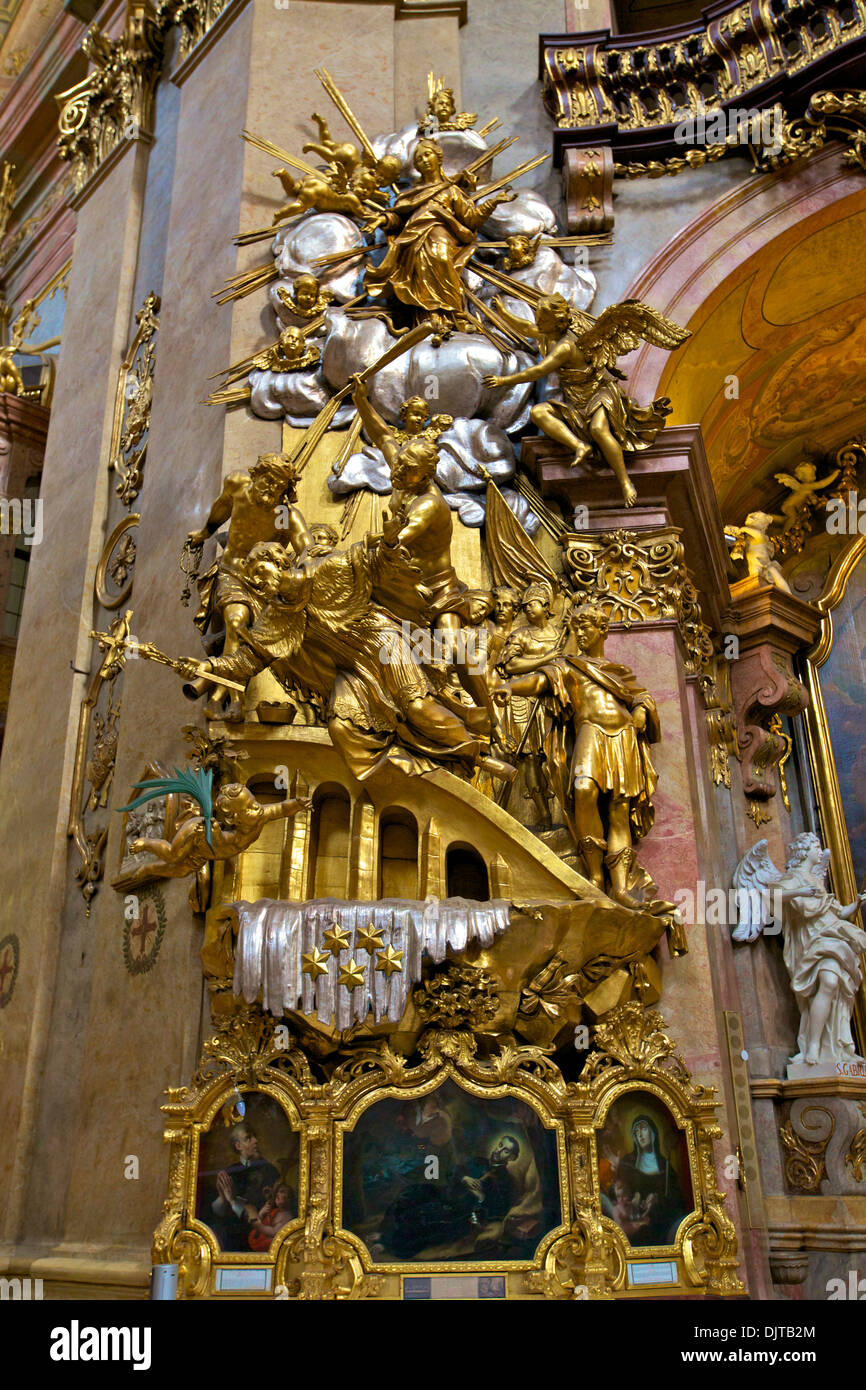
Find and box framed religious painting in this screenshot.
[596,1090,694,1255]
[334,1073,570,1295]
[194,1091,302,1259]
[155,1057,307,1299]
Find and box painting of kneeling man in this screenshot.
[341,1080,562,1263]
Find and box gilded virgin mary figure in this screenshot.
[365,138,515,324]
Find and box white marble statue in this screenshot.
[733,834,866,1077]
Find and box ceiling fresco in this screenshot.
[656,187,866,543]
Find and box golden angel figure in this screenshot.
[182,540,501,784]
[774,460,840,532]
[483,293,690,506]
[122,772,310,887]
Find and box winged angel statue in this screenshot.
[733,834,866,1073]
[484,294,690,507]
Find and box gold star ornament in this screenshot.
[355,922,385,954]
[301,947,330,980]
[375,944,404,978]
[338,957,365,992]
[322,922,352,956]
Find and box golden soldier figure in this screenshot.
[500,602,660,907]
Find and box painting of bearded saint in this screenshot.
[597,1093,693,1248]
[340,1080,563,1263]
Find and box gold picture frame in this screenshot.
[154,1003,743,1300]
[800,534,866,1047]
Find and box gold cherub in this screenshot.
[773,460,840,532]
[276,273,333,320]
[420,74,477,133]
[124,779,311,885]
[252,326,321,374]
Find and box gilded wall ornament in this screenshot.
[108,292,160,507]
[779,1105,835,1193]
[68,610,132,910]
[56,1,165,193]
[0,933,19,1009]
[414,963,500,1031]
[95,515,139,609]
[541,11,866,137]
[845,1104,866,1182]
[0,160,16,243]
[160,0,228,63]
[562,527,714,673]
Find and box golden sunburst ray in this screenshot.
[213,263,278,305]
[315,67,377,160]
[242,128,320,177]
[473,152,549,200]
[463,286,534,353]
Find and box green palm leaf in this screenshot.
[118,766,214,847]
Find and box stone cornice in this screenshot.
[396,1,467,20]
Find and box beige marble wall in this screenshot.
[395,10,463,123]
[0,137,151,1248]
[59,11,260,1254]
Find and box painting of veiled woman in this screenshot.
[597,1092,693,1248]
[340,1079,563,1263]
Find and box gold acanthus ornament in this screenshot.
[56,1,165,192]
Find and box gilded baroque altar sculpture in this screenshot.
[92,68,740,1299]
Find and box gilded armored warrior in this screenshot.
[500,602,660,906]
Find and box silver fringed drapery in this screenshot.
[231,897,511,1028]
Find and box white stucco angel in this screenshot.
[733,834,866,1075]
